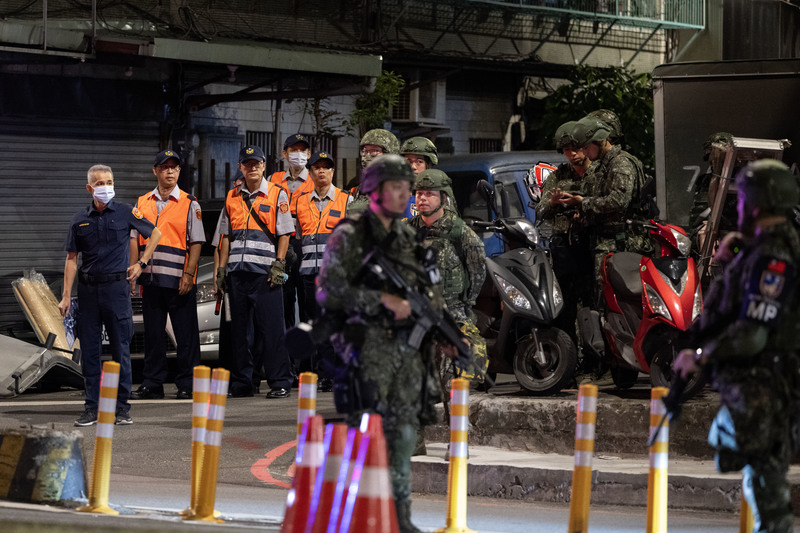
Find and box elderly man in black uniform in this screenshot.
[59,164,161,427]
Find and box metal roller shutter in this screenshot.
[0,118,159,337]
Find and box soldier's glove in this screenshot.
[216,266,227,292]
[269,258,287,285]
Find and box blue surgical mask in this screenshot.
[288,152,308,170]
[92,185,115,204]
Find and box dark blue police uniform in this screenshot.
[65,200,155,414]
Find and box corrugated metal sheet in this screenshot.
[0,118,159,334]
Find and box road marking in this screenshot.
[251,440,296,489]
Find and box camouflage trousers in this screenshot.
[435,319,488,418]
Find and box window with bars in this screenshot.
[469,138,502,154]
[245,131,277,174]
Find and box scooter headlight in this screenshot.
[644,283,673,322]
[669,227,692,256]
[691,284,703,322]
[493,273,532,310]
[514,219,539,246]
[552,277,564,313]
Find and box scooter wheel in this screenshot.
[513,328,577,395]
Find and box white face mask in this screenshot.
[288,152,308,170]
[92,185,115,204]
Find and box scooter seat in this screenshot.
[605,252,644,301]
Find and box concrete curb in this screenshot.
[411,444,800,514]
[0,426,86,503]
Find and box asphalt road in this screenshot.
[0,371,792,532]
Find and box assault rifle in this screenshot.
[362,247,492,386]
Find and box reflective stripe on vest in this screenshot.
[270,170,314,216]
[226,183,283,274]
[296,187,349,276]
[137,190,192,289]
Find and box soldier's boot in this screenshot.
[395,498,422,533]
[412,430,427,456]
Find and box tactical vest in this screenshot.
[136,189,194,289]
[270,170,314,216]
[417,215,467,309]
[295,187,349,276]
[225,183,283,274]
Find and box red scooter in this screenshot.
[579,220,706,398]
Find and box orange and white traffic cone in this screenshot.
[338,413,398,533]
[305,423,348,533]
[326,425,364,533]
[281,415,325,533]
[182,365,211,517]
[647,386,670,533]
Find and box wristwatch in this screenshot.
[137,260,148,269]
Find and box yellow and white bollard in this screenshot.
[646,386,670,533]
[567,384,598,533]
[297,372,318,442]
[182,365,211,517]
[435,377,474,533]
[78,361,120,515]
[740,490,755,532]
[185,367,230,523]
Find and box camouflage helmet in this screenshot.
[553,121,579,152]
[586,109,622,144]
[359,154,415,194]
[735,159,799,214]
[570,117,612,148]
[413,169,451,192]
[360,128,400,154]
[400,137,439,166]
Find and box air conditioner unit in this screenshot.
[392,80,446,125]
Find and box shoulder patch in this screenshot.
[132,207,144,219]
[740,255,795,327]
[196,209,202,220]
[279,202,290,214]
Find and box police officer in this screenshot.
[346,128,400,217]
[316,155,450,533]
[536,121,594,368]
[59,164,161,426]
[399,136,439,219]
[294,151,351,390]
[675,159,800,533]
[218,145,294,399]
[270,134,314,328]
[130,150,205,400]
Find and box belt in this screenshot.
[79,271,127,285]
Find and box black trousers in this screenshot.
[229,271,292,393]
[141,284,201,391]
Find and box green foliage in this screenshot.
[533,65,655,173]
[350,70,405,137]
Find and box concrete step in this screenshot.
[411,443,800,514]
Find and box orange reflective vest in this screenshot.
[225,182,284,274]
[270,170,314,216]
[295,187,349,276]
[136,189,194,289]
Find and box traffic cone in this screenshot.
[282,415,325,533]
[326,425,364,533]
[305,423,348,533]
[338,413,398,533]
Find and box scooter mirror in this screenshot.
[476,179,498,217]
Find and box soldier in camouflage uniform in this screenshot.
[535,121,594,351]
[675,160,800,533]
[587,108,623,146]
[317,154,448,533]
[408,169,488,385]
[564,116,652,287]
[346,128,401,217]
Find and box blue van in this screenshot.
[436,151,566,255]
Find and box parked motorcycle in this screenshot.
[471,181,577,395]
[579,219,706,398]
